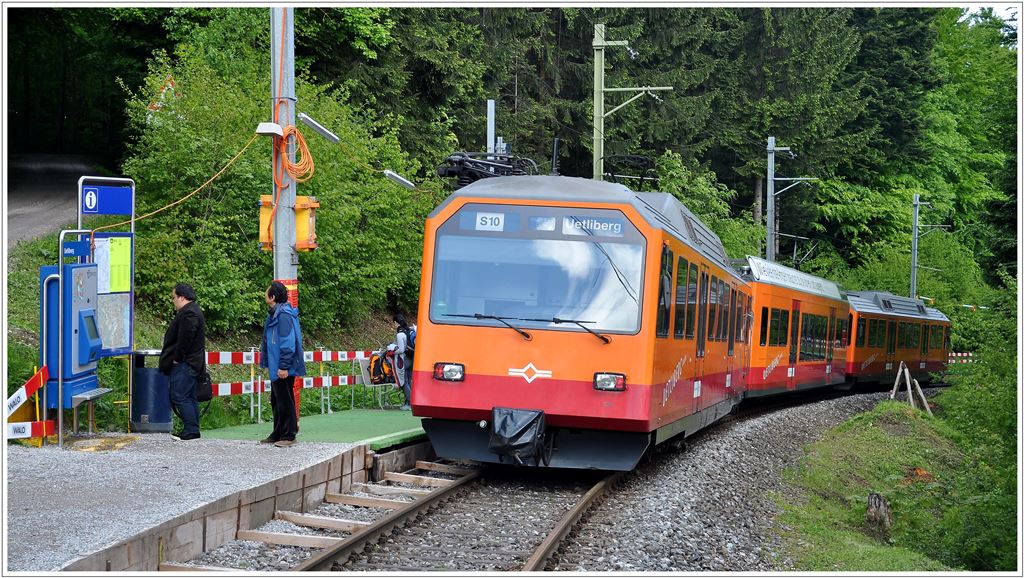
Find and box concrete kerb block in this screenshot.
[165,519,204,563]
[304,482,328,511]
[353,445,366,472]
[306,459,330,487]
[242,495,277,533]
[277,488,303,513]
[342,448,353,476]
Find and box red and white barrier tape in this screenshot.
[947,352,974,364]
[204,350,375,366]
[211,374,365,398]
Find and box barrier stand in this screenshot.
[248,347,257,420]
[317,345,326,415]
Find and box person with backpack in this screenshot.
[259,281,306,447]
[392,313,415,410]
[158,283,206,441]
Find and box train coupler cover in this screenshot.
[488,407,545,465]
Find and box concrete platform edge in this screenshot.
[59,444,370,572]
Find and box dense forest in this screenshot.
[6,8,1018,570]
[8,7,1016,332]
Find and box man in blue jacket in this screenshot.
[259,281,306,447]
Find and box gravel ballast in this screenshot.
[552,392,893,571]
[4,433,353,572]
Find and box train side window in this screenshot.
[943,326,950,350]
[920,324,929,354]
[708,277,719,342]
[727,287,737,355]
[719,283,730,342]
[686,263,698,339]
[696,270,709,357]
[674,257,689,339]
[779,310,790,347]
[732,290,743,345]
[930,325,943,351]
[656,247,673,338]
[856,317,866,347]
[760,307,769,346]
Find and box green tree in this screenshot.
[121,9,430,332]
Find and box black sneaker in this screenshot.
[172,432,201,441]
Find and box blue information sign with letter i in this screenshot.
[80,184,133,216]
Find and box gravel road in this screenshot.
[6,154,100,246]
[4,433,353,572]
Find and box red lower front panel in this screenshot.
[412,371,653,432]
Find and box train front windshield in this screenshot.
[430,204,646,334]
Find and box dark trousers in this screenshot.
[270,377,298,441]
[169,363,200,435]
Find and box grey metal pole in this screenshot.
[271,7,297,283]
[910,194,920,298]
[487,99,495,154]
[593,24,606,181]
[766,136,776,262]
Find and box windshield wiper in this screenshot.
[520,317,611,344]
[444,313,532,341]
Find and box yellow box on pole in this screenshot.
[259,195,319,252]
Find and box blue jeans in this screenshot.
[169,363,200,435]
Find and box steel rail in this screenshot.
[295,468,483,571]
[521,472,623,571]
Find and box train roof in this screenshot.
[846,291,950,322]
[738,256,845,302]
[434,175,742,282]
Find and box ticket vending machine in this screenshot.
[39,263,103,409]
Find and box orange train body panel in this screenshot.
[408,175,951,470]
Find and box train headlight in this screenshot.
[433,362,465,382]
[593,372,626,391]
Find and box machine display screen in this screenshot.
[84,315,100,340]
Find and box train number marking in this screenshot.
[476,212,505,231]
[508,362,552,384]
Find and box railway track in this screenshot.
[162,460,620,572]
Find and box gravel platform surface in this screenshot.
[551,391,892,572]
[4,433,353,572]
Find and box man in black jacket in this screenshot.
[159,283,206,440]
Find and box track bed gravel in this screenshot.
[550,391,892,571]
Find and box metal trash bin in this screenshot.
[131,350,172,433]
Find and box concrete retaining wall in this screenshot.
[61,444,371,571]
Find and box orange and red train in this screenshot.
[410,176,950,470]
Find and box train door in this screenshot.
[694,266,710,410]
[726,283,737,397]
[826,307,836,384]
[918,323,928,371]
[788,300,801,389]
[885,320,897,373]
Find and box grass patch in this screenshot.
[777,401,962,571]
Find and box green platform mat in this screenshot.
[203,409,425,450]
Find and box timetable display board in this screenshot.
[93,232,134,357]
